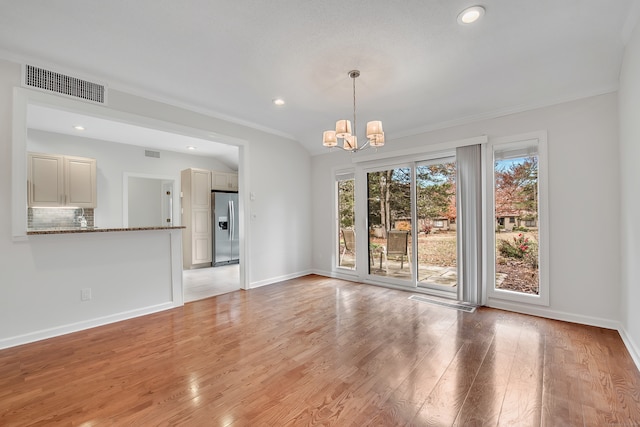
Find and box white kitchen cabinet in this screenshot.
[28,152,97,208]
[181,168,212,268]
[211,171,238,191]
[228,173,239,191]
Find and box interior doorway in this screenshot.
[124,174,175,227]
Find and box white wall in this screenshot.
[102,89,313,287]
[619,18,640,365]
[0,58,312,347]
[28,129,232,228]
[312,93,621,326]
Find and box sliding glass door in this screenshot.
[415,158,458,291]
[365,157,458,294]
[367,167,413,282]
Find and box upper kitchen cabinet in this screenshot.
[211,171,238,192]
[28,152,97,208]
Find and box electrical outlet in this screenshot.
[81,288,92,301]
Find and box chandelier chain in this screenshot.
[352,74,357,139]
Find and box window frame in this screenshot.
[484,132,550,306]
[333,169,358,275]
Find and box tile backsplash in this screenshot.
[28,208,95,229]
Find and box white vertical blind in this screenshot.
[456,144,483,305]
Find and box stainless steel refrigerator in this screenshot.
[212,191,239,266]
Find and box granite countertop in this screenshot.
[27,226,186,235]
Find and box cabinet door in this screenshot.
[65,156,97,208]
[228,173,239,191]
[28,153,64,207]
[192,208,212,264]
[211,171,229,191]
[192,169,211,208]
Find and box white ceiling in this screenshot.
[1,1,638,157]
[26,104,240,169]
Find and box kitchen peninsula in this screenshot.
[5,224,187,349]
[27,225,185,235]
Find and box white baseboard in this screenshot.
[0,302,177,350]
[249,269,313,289]
[310,268,360,282]
[618,326,640,373]
[487,299,620,330]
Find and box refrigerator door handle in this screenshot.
[230,200,235,241]
[228,200,233,241]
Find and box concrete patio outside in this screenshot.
[339,253,458,288]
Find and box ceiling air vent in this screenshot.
[24,65,106,104]
[145,150,160,158]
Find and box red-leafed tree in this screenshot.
[495,157,538,220]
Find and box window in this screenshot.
[487,134,548,305]
[336,173,356,269]
[332,136,486,304]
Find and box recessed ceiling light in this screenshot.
[73,125,85,131]
[187,146,196,150]
[457,5,485,25]
[273,98,285,106]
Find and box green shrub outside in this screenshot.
[498,233,538,269]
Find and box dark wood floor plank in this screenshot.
[0,275,639,426]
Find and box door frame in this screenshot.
[122,172,176,228]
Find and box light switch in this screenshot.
[250,192,256,201]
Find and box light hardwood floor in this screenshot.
[1,275,639,425]
[183,263,240,302]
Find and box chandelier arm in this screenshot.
[335,138,370,153]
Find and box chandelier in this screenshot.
[322,70,384,152]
